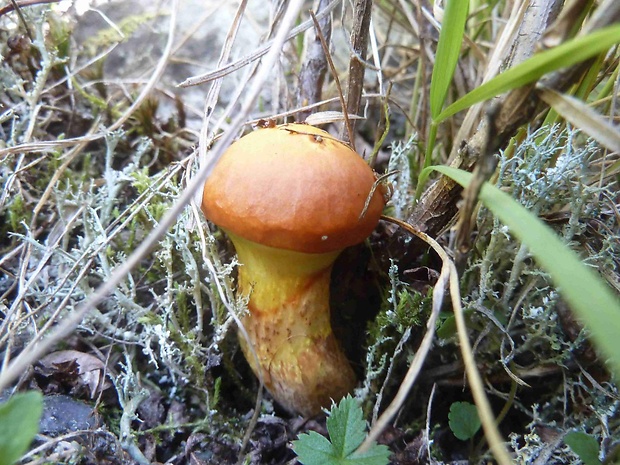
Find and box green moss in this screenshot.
[7,194,27,232]
[81,12,159,56]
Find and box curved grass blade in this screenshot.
[428,165,620,377]
[434,24,620,123]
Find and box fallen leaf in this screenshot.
[37,350,111,399]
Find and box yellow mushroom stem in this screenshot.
[227,231,357,416]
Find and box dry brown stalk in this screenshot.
[296,0,333,122]
[406,0,620,243]
[341,0,373,143]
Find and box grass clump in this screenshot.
[441,125,620,461]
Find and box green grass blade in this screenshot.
[430,0,470,118]
[431,165,620,377]
[422,122,438,173]
[434,24,620,123]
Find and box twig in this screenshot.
[177,0,341,88]
[30,116,102,228]
[358,215,448,451]
[407,0,620,240]
[309,10,353,149]
[189,203,264,465]
[359,170,397,220]
[359,216,514,465]
[0,92,397,159]
[425,383,436,461]
[251,93,382,124]
[21,430,120,462]
[0,5,306,457]
[341,0,373,143]
[454,105,500,270]
[199,0,249,159]
[1,163,186,352]
[7,0,33,39]
[368,90,391,165]
[0,0,181,158]
[449,257,513,465]
[296,0,332,122]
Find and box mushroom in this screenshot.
[201,123,386,416]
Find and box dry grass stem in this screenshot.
[341,0,373,142]
[309,10,354,149]
[359,215,448,452]
[296,0,332,121]
[177,0,341,88]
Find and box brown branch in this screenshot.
[0,0,58,19]
[341,0,373,144]
[453,105,500,271]
[296,0,332,122]
[308,11,355,150]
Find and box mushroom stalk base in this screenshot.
[228,232,357,416]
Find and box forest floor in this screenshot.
[1,1,619,464]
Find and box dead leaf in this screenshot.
[304,111,364,126]
[537,86,620,153]
[37,350,111,399]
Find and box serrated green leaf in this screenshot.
[0,391,43,465]
[347,444,392,465]
[292,395,391,465]
[448,401,481,440]
[293,431,336,465]
[327,395,366,457]
[429,165,620,377]
[565,432,602,465]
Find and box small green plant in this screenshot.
[0,391,43,465]
[448,401,481,441]
[565,432,602,465]
[430,164,620,377]
[292,395,390,465]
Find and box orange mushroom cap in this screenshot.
[202,123,386,254]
